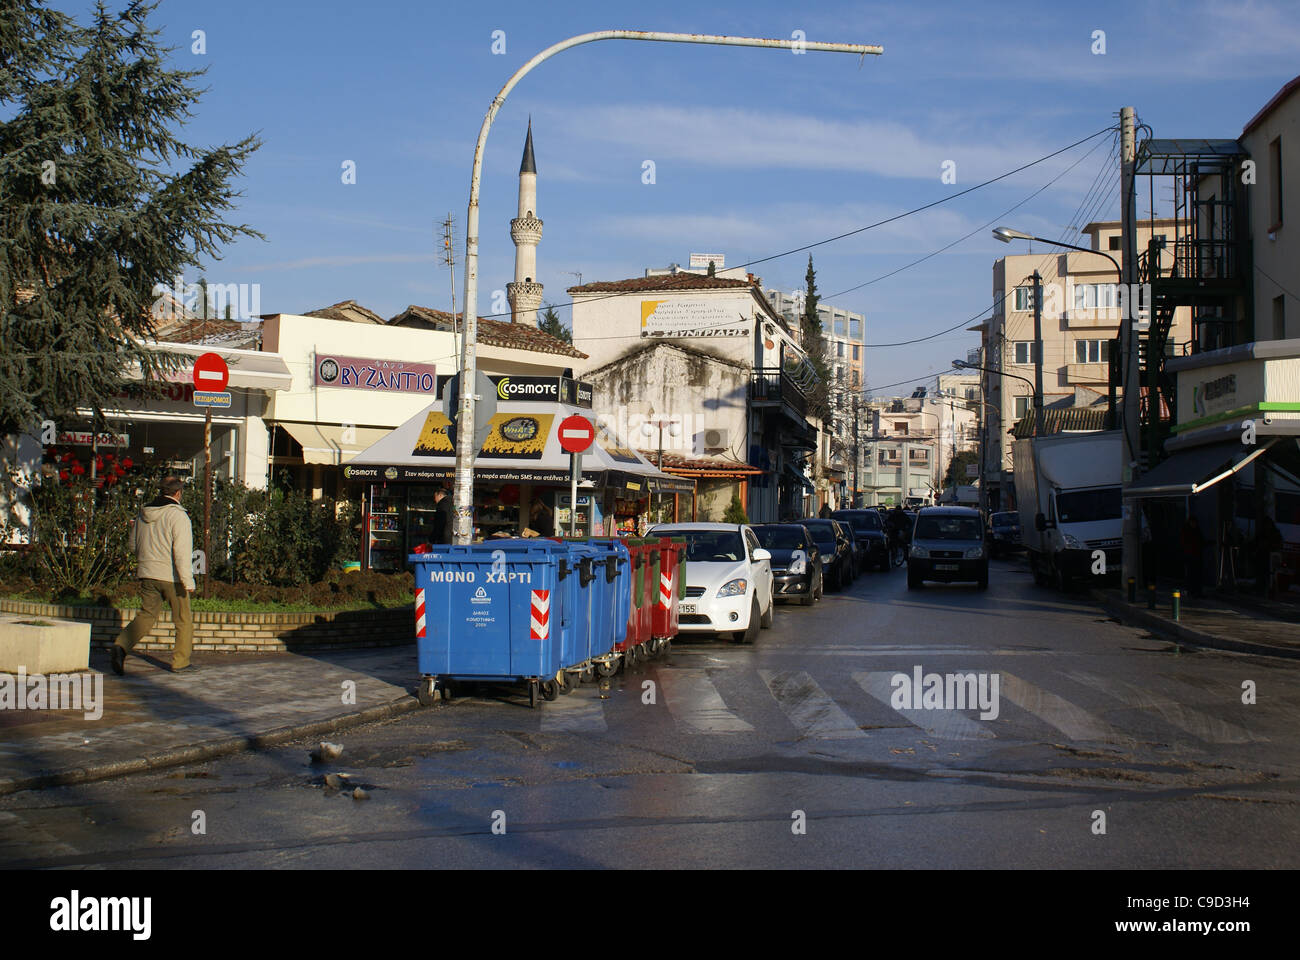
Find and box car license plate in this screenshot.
[935,563,959,571]
[679,603,697,614]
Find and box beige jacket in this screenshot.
[129,497,196,592]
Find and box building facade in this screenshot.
[569,273,819,522]
[981,219,1195,508]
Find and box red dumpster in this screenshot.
[616,538,647,653]
[650,536,684,652]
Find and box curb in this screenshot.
[0,695,426,797]
[1092,590,1300,662]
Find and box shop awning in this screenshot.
[150,343,294,392]
[345,397,693,493]
[784,464,814,491]
[1124,439,1276,498]
[275,422,392,465]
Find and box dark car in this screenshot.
[832,509,890,572]
[907,506,989,590]
[752,523,823,605]
[801,518,855,590]
[988,510,1022,557]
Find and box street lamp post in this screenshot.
[451,31,883,544]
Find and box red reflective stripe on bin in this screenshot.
[660,572,672,608]
[530,590,550,640]
[415,588,426,638]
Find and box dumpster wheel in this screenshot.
[594,658,619,679]
[528,679,539,709]
[579,665,595,684]
[417,676,438,706]
[540,678,560,701]
[558,669,579,695]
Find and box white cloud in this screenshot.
[238,253,436,272]
[559,104,1078,183]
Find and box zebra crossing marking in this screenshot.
[760,670,867,740]
[1067,671,1266,744]
[998,672,1117,742]
[657,669,754,733]
[852,672,996,740]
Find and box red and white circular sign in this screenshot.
[558,414,595,454]
[192,352,230,392]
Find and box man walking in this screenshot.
[112,476,196,675]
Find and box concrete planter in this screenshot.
[0,613,91,673]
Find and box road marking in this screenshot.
[761,670,866,740]
[539,694,607,733]
[999,672,1116,741]
[657,669,754,734]
[853,671,996,740]
[1067,672,1266,744]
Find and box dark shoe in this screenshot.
[111,644,126,676]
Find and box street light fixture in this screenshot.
[992,225,1122,281]
[450,30,883,543]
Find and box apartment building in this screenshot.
[981,219,1194,506]
[764,288,866,503]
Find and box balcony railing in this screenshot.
[750,367,809,418]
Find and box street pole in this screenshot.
[203,405,211,598]
[569,451,580,536]
[1119,105,1140,589]
[1032,270,1044,437]
[450,30,882,544]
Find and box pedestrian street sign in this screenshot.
[193,391,232,408]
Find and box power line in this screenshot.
[825,131,1112,300]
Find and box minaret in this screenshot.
[506,120,543,325]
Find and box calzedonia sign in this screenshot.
[315,354,439,394]
[434,374,594,408]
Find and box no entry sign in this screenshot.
[558,415,595,454]
[192,352,230,392]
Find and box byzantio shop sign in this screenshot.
[315,354,438,394]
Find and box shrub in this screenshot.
[722,492,749,525]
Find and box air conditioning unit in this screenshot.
[702,428,729,450]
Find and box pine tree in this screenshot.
[706,259,716,277]
[538,303,572,343]
[0,0,262,441]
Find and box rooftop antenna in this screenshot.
[440,213,459,355]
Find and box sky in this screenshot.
[49,0,1300,394]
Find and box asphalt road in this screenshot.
[4,557,1299,869]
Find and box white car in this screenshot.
[647,522,775,643]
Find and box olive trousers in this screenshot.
[114,579,194,669]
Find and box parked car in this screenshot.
[907,506,989,590]
[832,509,890,571]
[988,510,1022,558]
[800,518,855,591]
[752,523,823,605]
[646,522,775,643]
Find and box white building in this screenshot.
[569,272,819,521]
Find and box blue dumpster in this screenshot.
[411,544,568,708]
[466,539,604,687]
[565,538,631,668]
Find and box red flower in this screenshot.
[71,463,85,475]
[62,452,75,463]
[121,457,133,469]
[59,470,69,482]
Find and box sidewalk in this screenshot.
[0,644,422,796]
[1093,585,1300,660]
